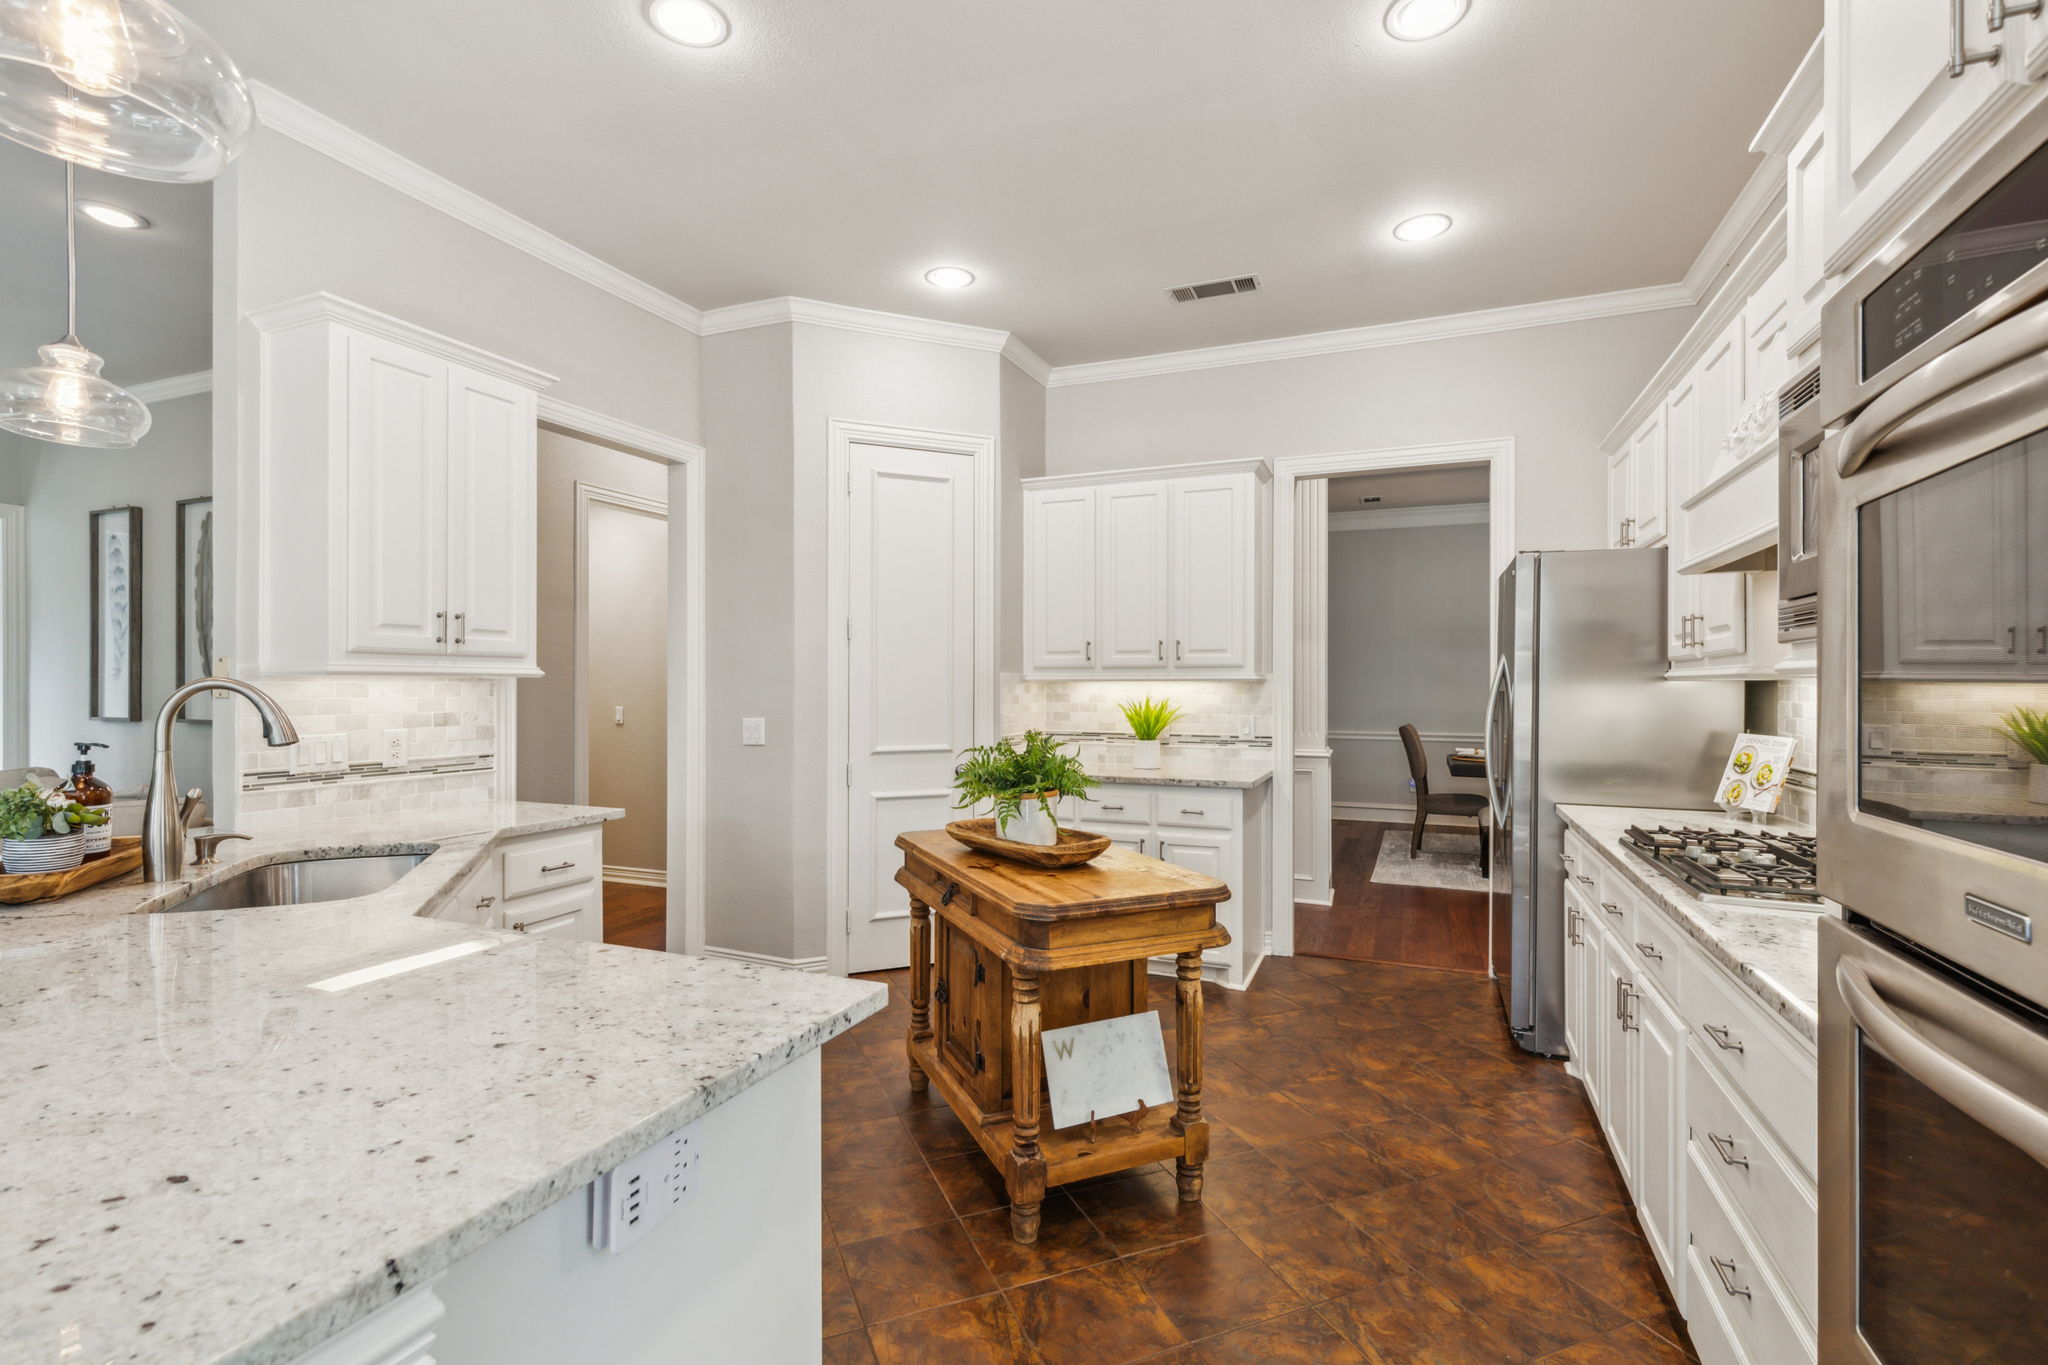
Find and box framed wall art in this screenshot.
[176,496,214,721]
[90,506,143,722]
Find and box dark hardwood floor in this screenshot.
[601,881,665,951]
[822,956,1693,1364]
[1295,821,1490,974]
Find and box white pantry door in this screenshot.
[846,442,979,973]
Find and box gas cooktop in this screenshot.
[1621,824,1823,909]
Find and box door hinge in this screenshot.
[845,762,852,787]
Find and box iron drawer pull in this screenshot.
[1635,941,1663,963]
[541,861,576,873]
[1710,1256,1752,1299]
[941,881,958,906]
[1577,874,1596,887]
[2009,626,2019,654]
[510,921,527,933]
[1181,808,1202,816]
[1099,804,1125,812]
[2038,624,2048,655]
[478,895,496,909]
[1707,1131,1749,1169]
[1085,640,1092,662]
[1704,1024,1745,1053]
[1600,900,1621,916]
[1157,640,1164,660]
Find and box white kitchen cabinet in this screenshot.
[1596,930,1639,1188]
[1690,318,1748,502]
[1633,967,1687,1289]
[1823,0,2028,275]
[1563,890,1602,1112]
[1609,412,1666,548]
[1607,449,1634,549]
[1023,460,1269,680]
[250,294,554,678]
[1065,780,1269,987]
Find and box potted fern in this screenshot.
[953,731,1097,845]
[1119,696,1183,771]
[0,782,107,874]
[1994,706,2048,805]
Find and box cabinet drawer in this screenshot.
[1687,1039,1818,1326]
[502,829,599,899]
[1561,832,1602,898]
[1588,876,1631,942]
[1684,1146,1816,1365]
[1627,898,1685,997]
[500,881,600,939]
[1078,790,1153,826]
[1681,952,1817,1178]
[1156,792,1234,830]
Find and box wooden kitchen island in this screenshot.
[894,830,1231,1243]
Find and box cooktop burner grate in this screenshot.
[1620,824,1822,905]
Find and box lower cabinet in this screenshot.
[440,824,606,942]
[1066,783,1269,988]
[1562,829,1817,1364]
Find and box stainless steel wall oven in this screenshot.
[1817,102,2048,1365]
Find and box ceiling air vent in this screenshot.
[1168,275,1261,304]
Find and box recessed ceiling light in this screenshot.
[924,266,976,289]
[1392,213,1454,242]
[76,200,150,230]
[646,0,730,47]
[1384,0,1471,41]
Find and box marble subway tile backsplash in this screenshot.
[236,676,500,831]
[1857,679,2048,812]
[1003,675,1273,742]
[1776,675,1818,828]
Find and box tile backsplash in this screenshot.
[236,676,501,830]
[1002,676,1273,742]
[1776,675,1818,828]
[1856,679,2048,814]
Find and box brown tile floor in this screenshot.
[822,955,1696,1364]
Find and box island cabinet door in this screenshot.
[936,921,1010,1112]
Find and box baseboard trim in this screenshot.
[1332,801,1486,828]
[603,864,668,888]
[699,945,829,974]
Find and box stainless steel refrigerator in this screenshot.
[1482,548,1743,1056]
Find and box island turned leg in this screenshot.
[1172,950,1208,1203]
[906,898,931,1093]
[1007,966,1047,1243]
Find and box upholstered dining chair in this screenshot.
[1398,724,1489,874]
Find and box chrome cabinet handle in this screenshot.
[1567,908,1583,947]
[1156,640,1163,660]
[477,895,496,909]
[1180,808,1202,816]
[1561,853,1576,868]
[1615,977,1628,1021]
[454,611,466,646]
[1085,640,1092,662]
[1707,1131,1749,1169]
[1990,0,2044,31]
[435,609,446,645]
[1635,941,1663,963]
[1576,873,1595,887]
[1710,1256,1752,1299]
[541,861,576,873]
[1600,899,1621,916]
[510,920,528,933]
[1175,640,1183,661]
[1951,0,2004,74]
[1617,982,1640,1031]
[1704,1023,1745,1053]
[1099,804,1125,812]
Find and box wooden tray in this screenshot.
[0,836,142,903]
[945,819,1112,868]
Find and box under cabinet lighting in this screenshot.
[646,0,730,47]
[924,266,976,289]
[77,200,150,230]
[1392,213,1453,242]
[1384,0,1471,41]
[307,940,494,993]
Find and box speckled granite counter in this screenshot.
[1075,743,1274,789]
[0,802,885,1365]
[1557,804,1829,1043]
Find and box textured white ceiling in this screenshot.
[1327,464,1491,511]
[175,0,1816,365]
[0,139,210,386]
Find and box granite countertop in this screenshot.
[0,802,885,1365]
[1556,805,1829,1044]
[1078,742,1274,789]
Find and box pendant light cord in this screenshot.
[64,160,78,343]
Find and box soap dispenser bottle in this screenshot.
[66,742,113,860]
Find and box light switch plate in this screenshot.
[1861,725,1890,756]
[590,1120,702,1254]
[742,717,766,746]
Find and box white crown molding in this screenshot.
[1327,502,1489,532]
[538,395,704,465]
[698,296,1013,354]
[1042,282,1693,388]
[250,82,704,335]
[129,370,213,403]
[247,291,561,391]
[1751,34,1824,159]
[1001,334,1052,386]
[1680,159,1788,302]
[698,945,829,974]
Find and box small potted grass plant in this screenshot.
[1994,706,2048,805]
[0,781,107,874]
[1119,696,1183,771]
[953,731,1097,845]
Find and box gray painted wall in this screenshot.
[1327,519,1490,811]
[4,393,213,797]
[999,358,1047,675]
[1044,308,1692,553]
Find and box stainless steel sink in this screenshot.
[161,853,430,913]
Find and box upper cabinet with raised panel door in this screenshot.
[1609,412,1667,549]
[1822,0,2038,277]
[1023,461,1269,680]
[249,294,556,677]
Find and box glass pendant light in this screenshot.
[0,0,254,183]
[0,159,151,447]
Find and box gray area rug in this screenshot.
[1370,829,1488,893]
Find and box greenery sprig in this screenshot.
[1118,696,1183,742]
[0,782,109,842]
[1994,706,2048,766]
[952,731,1097,832]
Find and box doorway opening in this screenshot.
[519,428,673,950]
[1298,465,1492,971]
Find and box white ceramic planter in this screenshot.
[998,800,1060,846]
[3,830,84,874]
[2031,763,2048,805]
[1133,739,1162,770]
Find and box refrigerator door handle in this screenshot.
[1483,655,1512,827]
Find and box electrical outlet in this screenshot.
[383,729,409,767]
[742,717,766,746]
[589,1120,702,1254]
